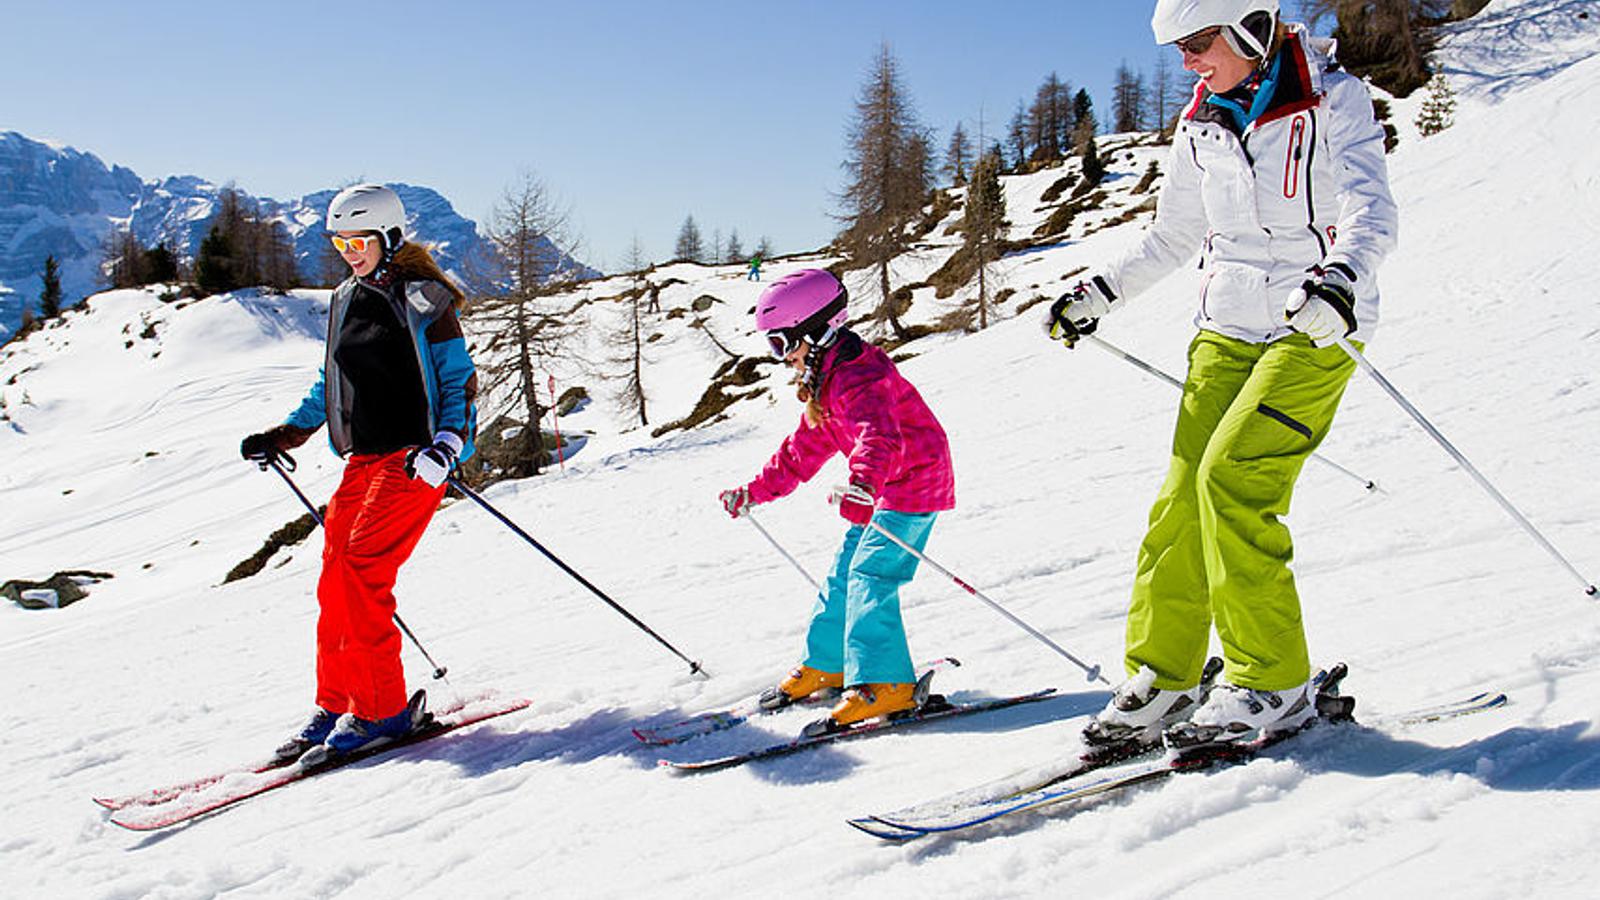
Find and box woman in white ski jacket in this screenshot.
[1045,0,1398,750]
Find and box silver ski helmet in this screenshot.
[325,183,406,251]
[1152,0,1278,60]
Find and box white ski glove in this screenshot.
[1043,276,1118,348]
[1284,263,1359,347]
[404,431,463,487]
[719,486,753,519]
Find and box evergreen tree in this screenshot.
[754,235,775,260]
[143,243,179,284]
[39,256,63,318]
[194,225,236,295]
[1080,137,1106,188]
[1414,73,1456,136]
[1072,89,1098,151]
[726,228,744,263]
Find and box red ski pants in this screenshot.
[315,450,445,720]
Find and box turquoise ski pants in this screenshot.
[1126,331,1357,692]
[803,510,937,685]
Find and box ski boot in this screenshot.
[1082,657,1221,759]
[299,690,431,767]
[757,665,843,712]
[273,707,341,763]
[801,667,937,738]
[1163,663,1355,753]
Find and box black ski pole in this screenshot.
[261,453,450,679]
[446,475,710,679]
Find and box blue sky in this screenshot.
[10,1,1185,272]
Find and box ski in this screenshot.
[632,656,960,747]
[849,672,1507,840]
[95,693,509,811]
[660,687,1058,773]
[103,695,532,831]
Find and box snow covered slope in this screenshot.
[2,2,1598,896]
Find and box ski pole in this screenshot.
[1085,333,1377,491]
[1334,337,1596,597]
[742,509,821,592]
[446,476,711,678]
[830,493,1109,684]
[261,453,450,679]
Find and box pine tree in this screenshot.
[1414,73,1456,136]
[39,255,62,319]
[1072,89,1098,151]
[726,229,744,263]
[143,243,179,284]
[194,226,235,295]
[1080,137,1106,188]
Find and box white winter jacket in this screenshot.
[1101,26,1398,344]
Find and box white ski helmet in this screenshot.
[1152,0,1279,60]
[325,183,406,250]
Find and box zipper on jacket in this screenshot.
[1303,109,1327,257]
[1282,115,1306,199]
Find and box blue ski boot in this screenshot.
[299,690,429,767]
[274,707,341,763]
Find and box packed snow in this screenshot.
[2,2,1598,896]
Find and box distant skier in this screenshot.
[1043,0,1397,751]
[719,269,955,729]
[747,253,763,281]
[240,183,478,763]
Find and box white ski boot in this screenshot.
[1164,680,1315,750]
[1082,661,1214,752]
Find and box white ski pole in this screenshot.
[1085,333,1377,491]
[742,509,822,592]
[830,491,1109,684]
[1334,337,1596,597]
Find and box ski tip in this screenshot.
[847,817,924,842]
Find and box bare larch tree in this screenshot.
[838,41,932,341]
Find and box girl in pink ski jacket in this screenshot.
[720,269,954,730]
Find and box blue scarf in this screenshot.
[1205,48,1285,132]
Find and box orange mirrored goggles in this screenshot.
[330,234,379,254]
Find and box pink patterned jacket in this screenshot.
[746,337,954,514]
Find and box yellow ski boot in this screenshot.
[826,682,919,728]
[758,665,843,711]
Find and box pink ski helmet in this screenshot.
[754,269,849,357]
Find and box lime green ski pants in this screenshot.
[1125,330,1358,692]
